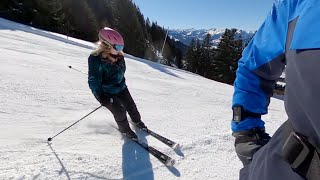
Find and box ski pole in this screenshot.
[48,105,102,142]
[68,65,88,75]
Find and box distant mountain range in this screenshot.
[169,28,256,51]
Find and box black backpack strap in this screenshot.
[282,120,320,180]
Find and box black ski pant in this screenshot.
[104,87,141,132]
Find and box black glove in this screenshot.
[232,128,271,166]
[99,94,113,106]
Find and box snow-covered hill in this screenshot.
[169,28,255,47]
[0,18,286,180]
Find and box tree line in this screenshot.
[183,29,285,95]
[0,0,182,67]
[184,29,247,85]
[0,0,285,92]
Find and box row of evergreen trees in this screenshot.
[1,0,281,88]
[184,29,247,85]
[183,29,285,95]
[0,0,182,66]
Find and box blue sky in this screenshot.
[132,0,275,31]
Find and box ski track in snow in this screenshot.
[0,18,287,180]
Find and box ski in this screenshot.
[130,121,181,150]
[112,126,175,167]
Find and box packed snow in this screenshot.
[0,18,287,180]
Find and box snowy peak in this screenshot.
[169,28,255,47]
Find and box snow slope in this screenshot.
[0,18,287,180]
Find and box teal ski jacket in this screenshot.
[88,54,127,101]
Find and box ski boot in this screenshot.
[134,121,147,131]
[122,129,138,140]
[117,120,138,140]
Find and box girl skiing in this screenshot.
[88,27,146,139]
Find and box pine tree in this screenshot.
[32,0,62,31]
[194,39,201,74]
[86,0,114,28]
[199,33,213,77]
[214,28,243,84]
[0,0,24,22]
[12,0,37,25]
[60,0,99,41]
[175,48,183,69]
[113,0,146,57]
[184,38,201,73]
[184,39,197,72]
[146,18,151,32]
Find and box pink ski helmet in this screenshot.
[98,27,124,51]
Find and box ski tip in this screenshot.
[165,159,175,167]
[172,143,181,150]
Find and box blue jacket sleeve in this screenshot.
[232,1,289,132]
[88,55,103,102]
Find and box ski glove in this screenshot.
[232,127,271,166]
[99,94,113,106]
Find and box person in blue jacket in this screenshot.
[88,27,146,140]
[232,0,320,179]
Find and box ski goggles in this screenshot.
[102,40,124,52]
[113,44,124,52]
